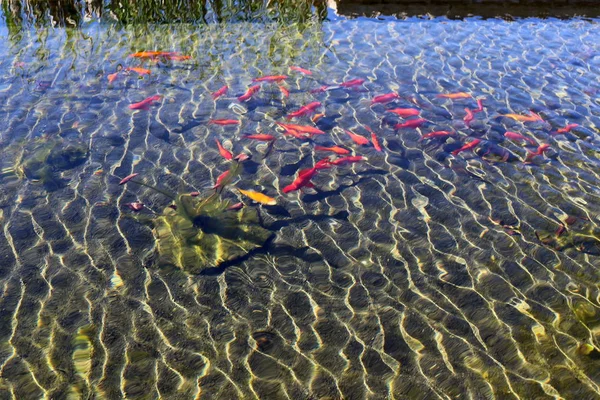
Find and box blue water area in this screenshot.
[0,6,600,399]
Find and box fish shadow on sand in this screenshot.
[199,209,350,275]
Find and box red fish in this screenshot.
[554,123,579,134]
[386,108,420,118]
[340,79,365,88]
[107,72,119,83]
[372,93,399,104]
[451,139,481,156]
[286,101,321,119]
[277,122,325,136]
[474,98,485,113]
[244,134,276,141]
[463,108,474,126]
[212,85,228,99]
[282,166,319,193]
[252,75,288,83]
[290,66,312,75]
[119,173,139,185]
[215,139,233,160]
[310,85,331,93]
[129,95,162,110]
[213,170,230,189]
[394,118,428,129]
[329,156,365,166]
[190,192,200,197]
[278,85,290,98]
[125,67,151,75]
[234,153,251,162]
[418,131,454,141]
[504,131,537,146]
[311,113,325,123]
[314,145,351,155]
[123,202,144,211]
[283,130,311,140]
[344,129,370,146]
[238,85,261,102]
[209,119,239,126]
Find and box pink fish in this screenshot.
[474,98,485,113]
[244,134,276,141]
[129,95,162,110]
[372,93,399,104]
[286,102,321,119]
[394,118,428,129]
[310,85,331,93]
[119,173,139,185]
[452,139,481,156]
[504,131,537,146]
[123,202,144,211]
[212,85,228,99]
[463,108,474,126]
[289,66,312,75]
[227,202,244,211]
[238,85,261,102]
[340,79,365,88]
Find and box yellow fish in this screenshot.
[238,189,277,206]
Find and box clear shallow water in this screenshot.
[1,9,600,400]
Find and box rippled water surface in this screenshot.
[1,9,600,400]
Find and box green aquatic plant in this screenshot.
[10,137,89,190]
[125,159,272,273]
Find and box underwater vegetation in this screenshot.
[121,159,272,274]
[8,137,89,191]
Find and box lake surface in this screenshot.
[1,2,600,399]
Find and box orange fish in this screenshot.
[276,122,325,136]
[283,129,311,140]
[436,92,472,99]
[386,108,420,118]
[344,129,370,146]
[119,173,139,185]
[278,85,290,98]
[244,134,276,141]
[209,119,240,126]
[125,67,151,75]
[252,75,288,83]
[289,66,312,75]
[314,145,350,155]
[129,51,177,59]
[311,113,325,123]
[107,72,119,83]
[501,111,544,123]
[282,166,322,193]
[370,132,383,152]
[238,189,277,205]
[215,139,233,160]
[129,95,162,110]
[238,85,261,102]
